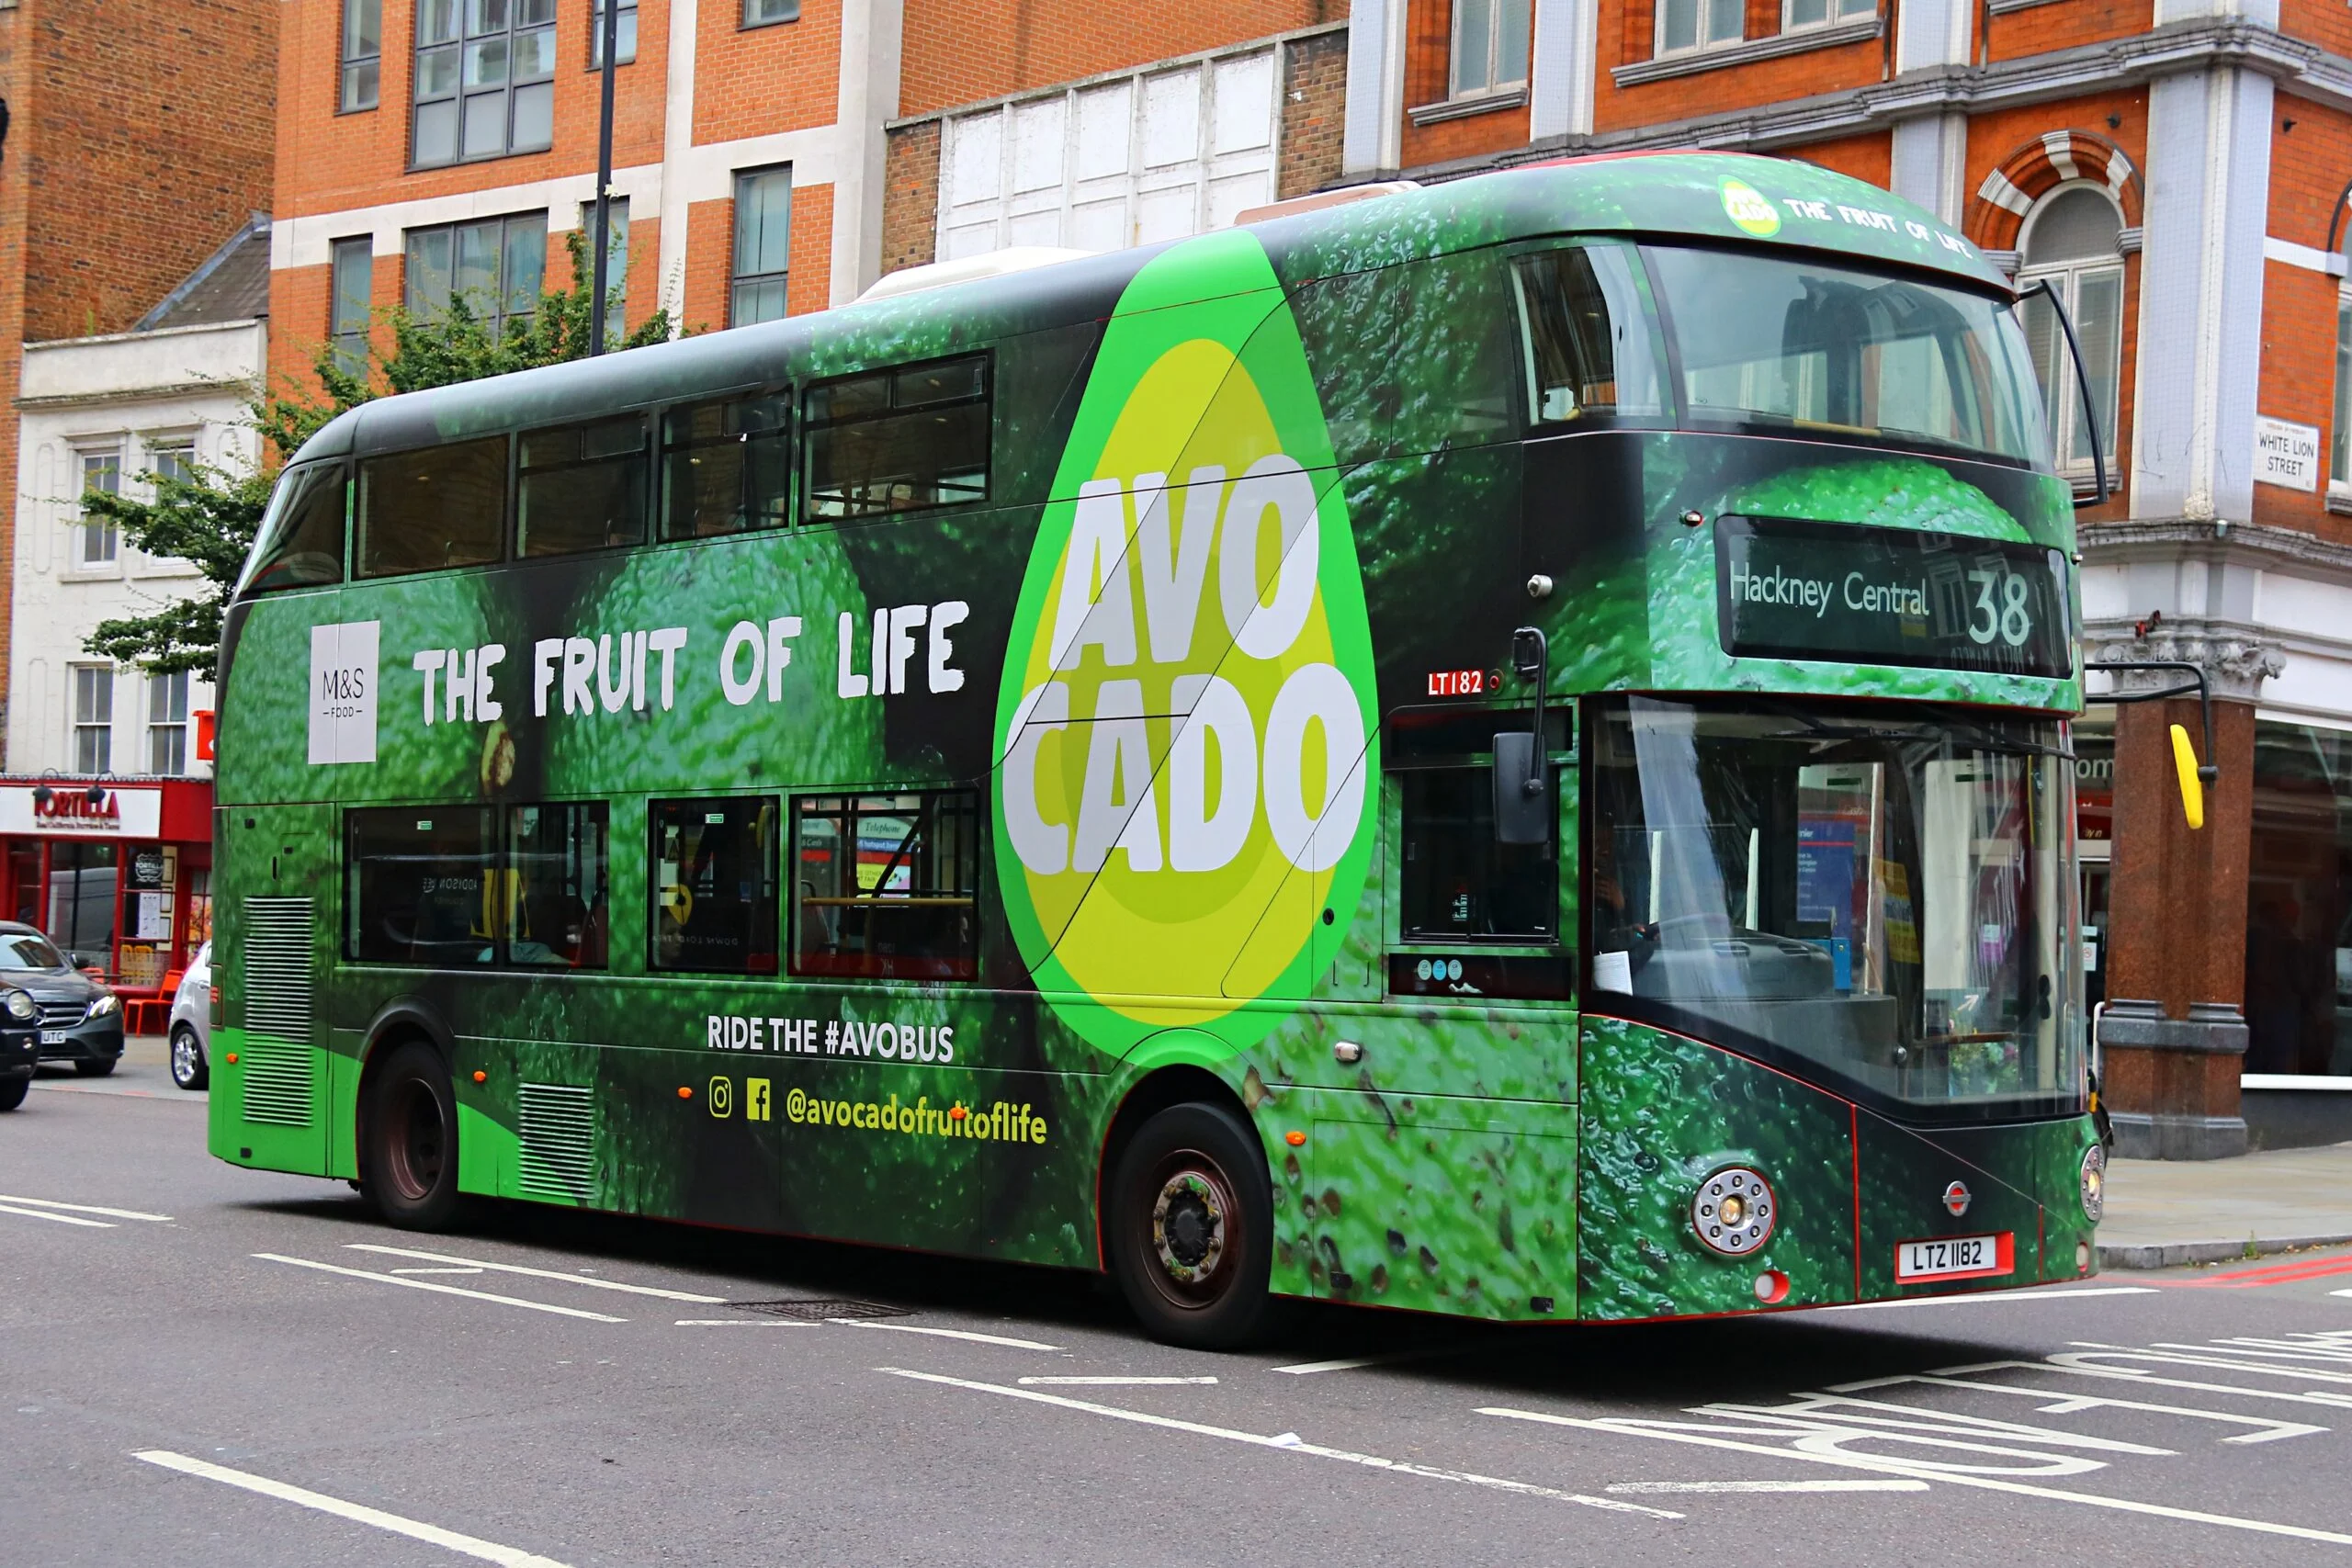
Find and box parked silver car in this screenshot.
[168,942,211,1091]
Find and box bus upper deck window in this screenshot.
[804,353,989,522]
[661,391,790,539]
[519,416,650,558]
[356,434,508,579]
[1511,245,1667,423]
[242,461,346,594]
[650,796,779,975]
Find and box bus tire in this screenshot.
[360,1042,463,1231]
[1108,1102,1273,1349]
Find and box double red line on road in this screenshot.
[2160,1250,2352,1288]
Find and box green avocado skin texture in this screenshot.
[209,219,2082,1321]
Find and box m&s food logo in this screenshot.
[994,231,1378,1056]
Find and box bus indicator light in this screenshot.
[1284,1131,1306,1146]
[472,1070,487,1084]
[677,1086,693,1100]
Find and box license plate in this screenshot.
[1895,1232,2013,1282]
[40,1029,66,1045]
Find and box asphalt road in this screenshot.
[9,1061,2352,1568]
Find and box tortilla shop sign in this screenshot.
[0,785,163,837]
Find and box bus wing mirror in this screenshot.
[2020,277,2110,510]
[1494,626,1551,846]
[2170,723,2207,831]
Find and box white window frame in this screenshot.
[1657,0,1744,57]
[73,446,121,570]
[2016,184,2125,485]
[147,670,191,776]
[1450,0,1531,99]
[1781,0,1873,31]
[2332,282,2352,502]
[71,664,114,774]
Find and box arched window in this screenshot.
[2018,185,2124,478]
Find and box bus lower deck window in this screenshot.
[650,797,780,974]
[1397,768,1557,942]
[346,807,497,965]
[507,803,611,967]
[791,791,978,981]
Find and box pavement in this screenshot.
[2100,1141,2352,1269]
[12,1066,2352,1566]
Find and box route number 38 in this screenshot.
[1966,570,2034,648]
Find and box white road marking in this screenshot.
[1018,1376,1219,1386]
[877,1367,1679,1518]
[344,1244,726,1303]
[1607,1479,1929,1495]
[0,1201,114,1227]
[391,1267,484,1276]
[1272,1348,1459,1375]
[1828,1286,2158,1312]
[830,1319,1057,1349]
[0,1193,172,1222]
[674,1319,811,1327]
[254,1255,626,1322]
[133,1450,571,1566]
[1481,1407,2352,1547]
[1837,1371,2325,1445]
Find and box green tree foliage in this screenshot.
[85,231,673,681]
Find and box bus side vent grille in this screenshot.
[241,898,314,1126]
[518,1084,596,1202]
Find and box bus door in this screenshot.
[215,806,335,1175]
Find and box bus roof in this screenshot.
[289,152,2004,467]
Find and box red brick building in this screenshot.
[266,0,1351,399]
[1340,0,2352,1153]
[0,0,277,757]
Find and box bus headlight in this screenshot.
[2080,1143,2106,1224]
[1692,1166,1776,1258]
[3,989,33,1022]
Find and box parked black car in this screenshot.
[0,923,122,1076]
[0,986,36,1110]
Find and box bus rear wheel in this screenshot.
[1108,1103,1272,1349]
[361,1042,462,1231]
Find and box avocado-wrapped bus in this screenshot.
[212,152,2102,1346]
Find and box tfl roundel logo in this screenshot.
[1942,1180,1973,1218]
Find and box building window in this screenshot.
[72,666,113,774]
[1783,0,1872,28]
[730,167,792,325]
[147,440,196,489]
[342,0,381,110]
[331,237,374,375]
[2018,185,2124,477]
[589,0,636,65]
[2335,293,2352,492]
[1451,0,1530,97]
[741,0,797,28]
[412,0,554,168]
[405,213,547,339]
[75,448,120,566]
[147,671,190,776]
[1657,0,1742,54]
[791,791,980,981]
[578,197,628,346]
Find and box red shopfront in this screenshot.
[0,778,212,993]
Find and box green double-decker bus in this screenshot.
[212,152,2103,1345]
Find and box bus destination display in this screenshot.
[1714,514,2072,678]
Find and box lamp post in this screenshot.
[588,0,620,355]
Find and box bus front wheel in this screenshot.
[1108,1103,1273,1349]
[360,1042,462,1231]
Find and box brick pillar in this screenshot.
[2100,691,2255,1159]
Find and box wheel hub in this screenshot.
[1151,1171,1227,1285]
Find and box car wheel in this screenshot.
[170,1026,209,1091]
[359,1041,463,1230]
[73,1056,117,1077]
[0,1076,27,1111]
[1107,1102,1275,1350]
